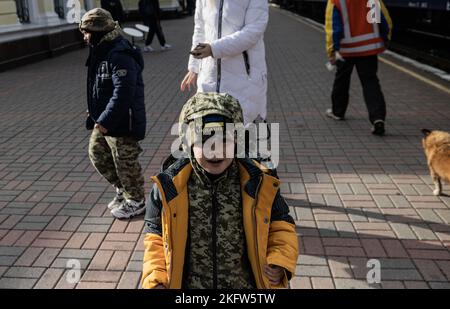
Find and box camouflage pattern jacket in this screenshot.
[141,157,299,289]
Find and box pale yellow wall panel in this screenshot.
[0,13,18,25]
[0,1,17,15]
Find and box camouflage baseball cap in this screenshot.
[179,92,244,125]
[79,8,116,33]
[178,92,244,150]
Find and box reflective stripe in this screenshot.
[339,0,381,44]
[339,0,351,38]
[340,42,384,53]
[341,33,379,44]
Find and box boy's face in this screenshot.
[192,135,235,175]
[81,30,91,45]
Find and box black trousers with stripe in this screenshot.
[331,55,386,124]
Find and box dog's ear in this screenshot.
[421,129,432,137]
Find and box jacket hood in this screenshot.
[110,36,145,70]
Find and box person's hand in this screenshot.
[95,123,108,134]
[329,55,336,65]
[154,284,166,289]
[181,71,198,92]
[264,264,285,286]
[191,43,212,59]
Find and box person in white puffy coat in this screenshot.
[180,0,269,125]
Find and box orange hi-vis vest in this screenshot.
[330,0,392,57]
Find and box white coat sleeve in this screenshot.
[210,0,268,59]
[188,0,205,73]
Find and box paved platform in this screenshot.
[0,7,449,289]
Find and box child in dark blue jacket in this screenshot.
[80,8,147,219]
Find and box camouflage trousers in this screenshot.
[88,128,145,201]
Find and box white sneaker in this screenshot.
[111,199,146,219]
[107,187,124,210]
[161,44,172,51]
[325,108,344,120]
[143,45,155,53]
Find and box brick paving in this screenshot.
[1,7,450,289]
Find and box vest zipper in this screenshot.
[211,184,218,289]
[216,0,224,93]
[128,108,133,131]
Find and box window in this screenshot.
[15,0,30,23]
[54,0,65,19]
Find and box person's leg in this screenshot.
[331,58,355,118]
[155,18,167,47]
[355,55,387,124]
[145,15,157,46]
[105,136,145,203]
[88,128,122,189]
[106,136,146,219]
[187,0,195,15]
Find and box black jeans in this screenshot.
[331,55,386,124]
[186,0,195,15]
[144,15,166,46]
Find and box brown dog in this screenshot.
[421,129,450,196]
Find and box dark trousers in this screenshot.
[331,55,386,124]
[186,0,195,15]
[144,15,166,46]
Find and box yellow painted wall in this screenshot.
[38,0,55,14]
[0,0,18,26]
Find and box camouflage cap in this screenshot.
[178,92,244,151]
[179,92,244,125]
[79,8,116,33]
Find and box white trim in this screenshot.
[384,50,450,82]
[340,42,384,53]
[339,0,351,39]
[0,23,77,44]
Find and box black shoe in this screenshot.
[372,120,385,136]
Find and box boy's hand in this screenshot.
[264,264,285,286]
[95,123,108,134]
[329,55,336,65]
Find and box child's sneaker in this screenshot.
[143,45,155,53]
[111,199,146,219]
[161,44,172,51]
[108,187,124,210]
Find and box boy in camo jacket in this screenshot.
[141,92,298,289]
